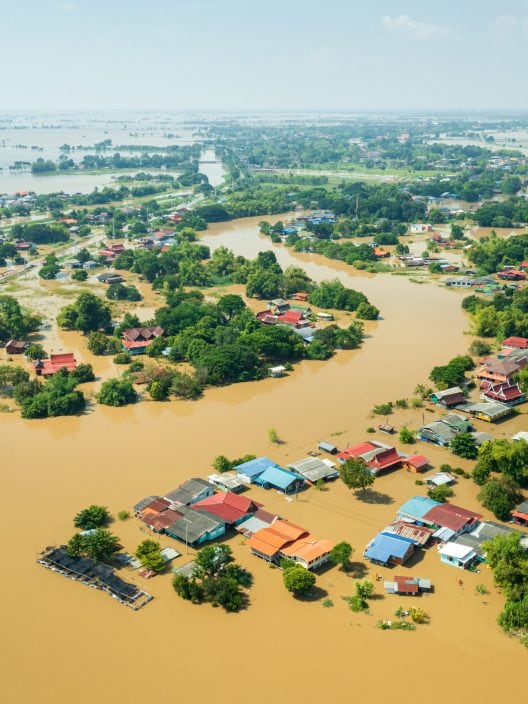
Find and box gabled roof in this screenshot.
[502,336,528,349]
[404,454,429,469]
[235,456,277,477]
[256,466,303,490]
[192,492,261,524]
[122,326,165,342]
[423,503,481,532]
[164,478,212,506]
[480,359,520,377]
[281,535,335,563]
[287,457,339,482]
[337,442,377,461]
[166,506,226,544]
[134,495,159,513]
[398,496,441,521]
[248,519,309,557]
[365,532,414,564]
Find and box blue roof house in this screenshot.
[364,532,415,566]
[236,457,279,484]
[397,496,441,525]
[254,466,305,494]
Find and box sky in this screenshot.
[1,0,528,112]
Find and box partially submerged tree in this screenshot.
[283,565,316,596]
[339,457,375,493]
[74,504,110,530]
[329,541,354,571]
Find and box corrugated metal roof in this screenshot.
[398,496,441,521]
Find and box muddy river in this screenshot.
[1,216,526,703]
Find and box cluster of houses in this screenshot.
[364,494,528,570]
[134,455,341,571]
[336,440,429,475]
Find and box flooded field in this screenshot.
[1,215,527,703]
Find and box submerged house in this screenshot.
[165,506,226,547]
[235,509,280,538]
[164,478,214,507]
[254,465,305,494]
[438,542,477,569]
[397,496,441,525]
[192,492,262,527]
[34,352,77,377]
[423,502,481,541]
[337,441,408,475]
[463,401,512,423]
[287,457,339,483]
[235,456,279,484]
[418,421,456,446]
[481,381,525,406]
[248,519,334,570]
[384,521,434,547]
[5,339,27,355]
[430,386,465,408]
[121,326,165,355]
[364,532,415,566]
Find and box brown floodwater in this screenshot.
[1,215,526,704]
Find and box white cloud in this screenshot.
[59,3,77,12]
[492,14,528,38]
[382,14,449,40]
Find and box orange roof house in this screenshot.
[248,519,334,570]
[281,535,335,570]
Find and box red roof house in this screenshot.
[423,502,481,536]
[337,442,377,462]
[482,381,525,405]
[367,447,401,474]
[277,310,303,326]
[193,492,262,525]
[34,353,77,377]
[502,337,528,350]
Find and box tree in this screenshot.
[283,565,316,596]
[356,302,379,320]
[0,295,40,341]
[329,541,354,570]
[213,455,232,473]
[355,579,375,600]
[74,504,110,530]
[399,426,415,444]
[39,262,61,279]
[87,331,121,355]
[483,532,528,602]
[71,269,88,281]
[469,340,492,356]
[478,477,522,521]
[71,363,95,384]
[135,539,166,572]
[427,484,454,502]
[339,457,375,493]
[57,293,112,334]
[194,544,233,578]
[268,427,281,443]
[173,544,250,612]
[66,528,121,562]
[24,343,47,361]
[451,432,478,459]
[217,294,246,321]
[97,377,137,406]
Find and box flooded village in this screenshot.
[2,111,528,704]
